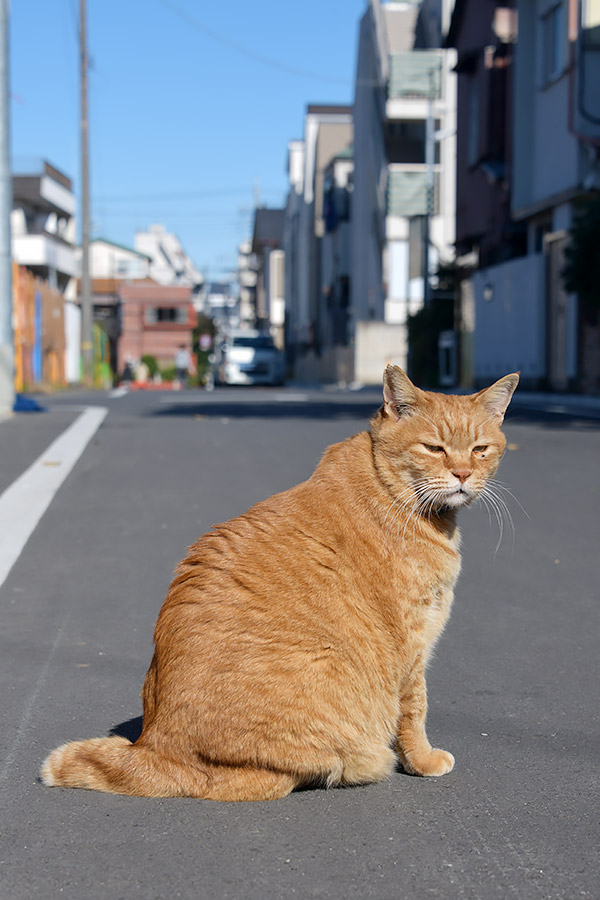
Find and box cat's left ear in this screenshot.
[476,373,520,421]
[383,365,419,421]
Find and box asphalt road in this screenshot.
[0,385,598,899]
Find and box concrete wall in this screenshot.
[473,254,546,384]
[355,321,408,384]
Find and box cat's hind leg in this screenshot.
[199,763,298,801]
[340,745,397,786]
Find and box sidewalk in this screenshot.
[291,379,600,419]
[509,390,600,418]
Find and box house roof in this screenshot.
[118,282,192,302]
[252,208,285,252]
[330,144,354,161]
[91,237,152,260]
[306,104,352,116]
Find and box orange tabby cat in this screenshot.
[41,367,518,801]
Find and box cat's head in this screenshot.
[371,367,519,512]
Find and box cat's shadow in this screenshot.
[110,716,144,742]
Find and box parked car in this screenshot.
[213,330,285,386]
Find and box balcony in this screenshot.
[12,160,76,218]
[387,168,438,218]
[388,51,442,101]
[12,233,78,278]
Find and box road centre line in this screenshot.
[0,406,107,590]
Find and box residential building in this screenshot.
[79,239,153,376]
[283,139,306,371]
[117,282,195,374]
[283,105,353,380]
[319,146,354,383]
[199,282,239,329]
[10,159,80,382]
[446,0,524,386]
[11,160,78,293]
[89,237,151,280]
[134,224,204,305]
[251,207,285,348]
[237,240,258,328]
[510,0,599,391]
[448,0,600,391]
[352,0,457,377]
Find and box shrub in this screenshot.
[141,354,159,377]
[563,190,600,323]
[160,364,177,382]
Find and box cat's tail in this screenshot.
[40,736,298,801]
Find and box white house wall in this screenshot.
[64,300,81,383]
[90,243,149,279]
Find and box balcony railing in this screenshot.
[387,168,438,218]
[388,52,442,101]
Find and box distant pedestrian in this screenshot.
[174,345,196,389]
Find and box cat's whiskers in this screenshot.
[386,478,434,543]
[490,480,530,519]
[388,492,423,541]
[477,480,517,555]
[382,478,430,535]
[396,483,447,544]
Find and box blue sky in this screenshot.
[10,0,367,282]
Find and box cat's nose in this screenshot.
[452,468,472,484]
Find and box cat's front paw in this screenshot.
[401,748,455,777]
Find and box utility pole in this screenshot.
[0,0,14,415]
[80,0,93,384]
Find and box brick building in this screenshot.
[117,281,195,374]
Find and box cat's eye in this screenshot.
[423,444,445,454]
[473,445,488,454]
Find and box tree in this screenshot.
[563,191,600,322]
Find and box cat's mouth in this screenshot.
[442,487,475,509]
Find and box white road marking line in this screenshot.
[0,406,108,590]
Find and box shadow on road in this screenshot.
[506,408,600,430]
[149,396,600,430]
[149,398,382,422]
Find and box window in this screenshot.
[145,306,188,324]
[232,335,274,349]
[540,3,566,84]
[582,0,600,47]
[385,120,440,165]
[116,258,131,276]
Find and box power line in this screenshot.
[93,186,283,202]
[157,0,353,85]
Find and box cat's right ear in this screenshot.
[383,366,419,421]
